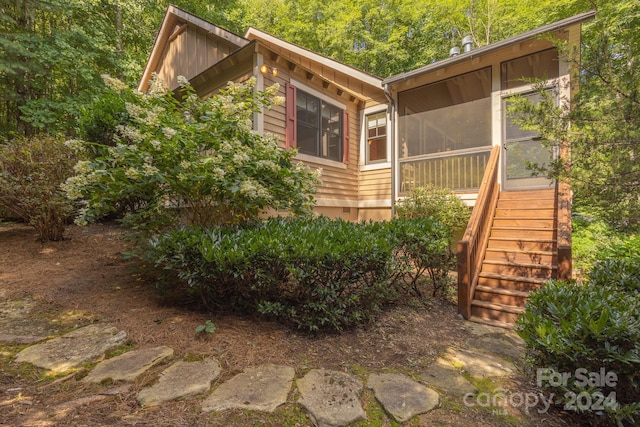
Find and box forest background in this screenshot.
[1,0,638,229]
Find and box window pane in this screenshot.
[298,123,318,156]
[398,68,492,158]
[366,112,387,164]
[501,48,559,89]
[296,89,343,161]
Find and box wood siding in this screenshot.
[156,24,241,90]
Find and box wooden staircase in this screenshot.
[457,146,572,329]
[469,189,557,327]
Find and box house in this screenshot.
[139,5,392,222]
[139,6,595,327]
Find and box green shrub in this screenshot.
[0,135,79,241]
[517,280,640,425]
[395,184,471,235]
[65,75,319,232]
[382,217,455,297]
[587,236,640,294]
[146,216,452,331]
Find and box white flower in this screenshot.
[233,152,249,164]
[272,96,285,106]
[64,139,86,153]
[141,163,159,176]
[162,127,177,139]
[150,140,161,149]
[73,160,91,174]
[125,168,140,180]
[265,83,280,96]
[177,75,190,88]
[212,167,225,180]
[147,73,167,97]
[101,74,128,92]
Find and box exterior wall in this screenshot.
[155,23,241,91]
[255,44,390,221]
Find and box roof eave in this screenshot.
[382,10,596,87]
[245,27,383,90]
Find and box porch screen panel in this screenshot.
[398,68,492,192]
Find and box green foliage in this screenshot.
[195,319,216,334]
[394,184,471,235]
[382,217,455,297]
[64,76,320,232]
[506,0,640,229]
[517,241,640,425]
[145,216,452,331]
[588,236,640,294]
[572,212,639,276]
[77,83,136,149]
[0,135,79,241]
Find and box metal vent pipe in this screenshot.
[462,35,474,52]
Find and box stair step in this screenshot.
[474,285,530,306]
[494,208,556,218]
[484,248,556,264]
[481,260,556,278]
[493,217,555,228]
[490,227,556,239]
[478,272,548,292]
[487,237,556,252]
[497,199,555,209]
[498,189,555,200]
[468,315,516,330]
[470,300,525,324]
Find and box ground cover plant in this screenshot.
[517,238,640,426]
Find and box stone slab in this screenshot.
[367,373,439,423]
[137,357,221,407]
[201,364,294,413]
[83,346,174,383]
[422,360,477,397]
[465,336,525,362]
[449,349,514,378]
[297,369,365,427]
[0,299,60,344]
[15,324,127,372]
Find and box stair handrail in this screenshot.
[457,145,501,319]
[556,179,572,280]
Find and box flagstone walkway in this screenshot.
[1,298,525,426]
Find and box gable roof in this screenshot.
[138,5,249,92]
[245,27,383,90]
[383,10,596,87]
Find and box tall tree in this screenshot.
[509,0,640,228]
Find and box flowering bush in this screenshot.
[64,75,320,232]
[0,135,79,241]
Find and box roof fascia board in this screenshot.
[382,10,596,87]
[245,27,382,89]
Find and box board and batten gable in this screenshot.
[138,5,249,93]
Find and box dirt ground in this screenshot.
[0,221,579,426]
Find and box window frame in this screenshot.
[287,80,348,166]
[360,106,390,171]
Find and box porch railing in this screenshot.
[457,145,501,319]
[399,148,491,193]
